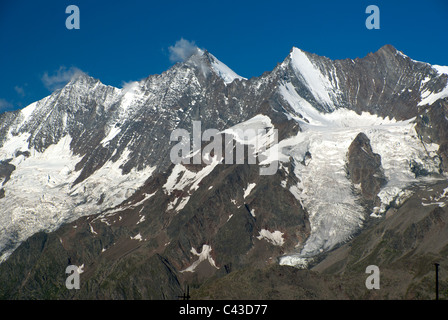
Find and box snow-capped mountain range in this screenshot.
[1,45,448,298]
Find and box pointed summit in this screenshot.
[67,71,98,87]
[368,44,404,61]
[183,48,245,84]
[204,51,246,84]
[377,44,398,54]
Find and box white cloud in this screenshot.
[0,98,13,111]
[41,66,84,91]
[14,86,25,97]
[168,38,199,63]
[121,80,139,93]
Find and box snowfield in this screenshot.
[0,133,155,263]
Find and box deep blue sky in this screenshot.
[1,0,447,112]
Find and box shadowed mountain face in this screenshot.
[0,45,447,299]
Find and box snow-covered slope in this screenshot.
[418,65,448,106]
[208,52,246,84]
[0,132,155,262]
[0,48,249,263]
[289,47,341,111]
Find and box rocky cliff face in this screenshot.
[0,45,447,299]
[347,132,387,204]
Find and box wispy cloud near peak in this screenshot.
[41,66,84,91]
[0,98,13,112]
[168,38,200,63]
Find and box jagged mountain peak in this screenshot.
[64,71,101,89]
[375,43,398,55]
[181,48,246,84]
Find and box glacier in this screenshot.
[277,85,442,267]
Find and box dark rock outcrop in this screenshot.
[347,132,387,203]
[0,159,15,185]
